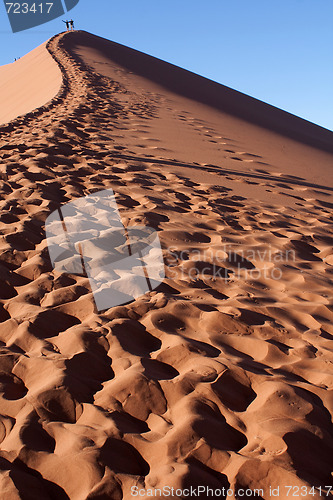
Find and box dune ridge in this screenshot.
[0,30,332,499]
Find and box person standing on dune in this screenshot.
[62,20,70,31]
[70,19,75,31]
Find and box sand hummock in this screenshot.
[0,30,332,499]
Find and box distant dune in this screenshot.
[0,42,62,125]
[0,31,332,499]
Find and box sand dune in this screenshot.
[0,30,332,499]
[0,42,62,126]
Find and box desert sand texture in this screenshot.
[0,30,332,499]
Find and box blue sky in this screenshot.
[1,0,332,131]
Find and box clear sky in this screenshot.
[0,0,332,131]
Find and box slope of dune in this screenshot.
[0,30,332,499]
[0,42,62,126]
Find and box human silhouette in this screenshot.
[62,20,70,31]
[69,19,75,30]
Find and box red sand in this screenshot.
[0,31,332,499]
[0,42,62,125]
